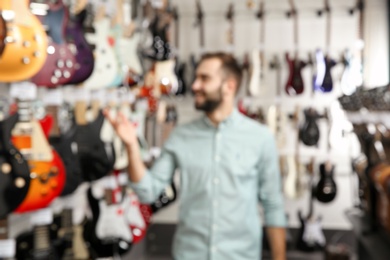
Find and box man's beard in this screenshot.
[194,85,223,113]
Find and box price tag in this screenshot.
[43,89,63,105]
[73,88,90,102]
[103,175,117,189]
[10,82,37,100]
[0,239,16,258]
[91,89,106,102]
[118,172,128,186]
[106,89,118,104]
[30,208,53,226]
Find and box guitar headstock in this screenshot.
[286,0,297,18]
[171,5,178,22]
[225,3,234,22]
[256,1,264,20]
[195,0,204,27]
[269,55,281,70]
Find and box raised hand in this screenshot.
[103,109,138,147]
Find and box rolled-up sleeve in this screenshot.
[257,131,287,227]
[129,132,177,204]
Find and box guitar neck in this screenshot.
[33,225,50,252]
[61,208,74,239]
[46,105,60,137]
[0,217,9,240]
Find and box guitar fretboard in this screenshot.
[33,225,50,251]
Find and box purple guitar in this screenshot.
[65,6,94,84]
[313,49,336,93]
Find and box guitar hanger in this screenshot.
[286,0,298,53]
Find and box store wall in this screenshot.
[150,0,389,230]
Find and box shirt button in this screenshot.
[213,224,218,230]
[211,246,217,252]
[216,133,221,140]
[213,178,220,185]
[215,156,220,162]
[213,200,218,207]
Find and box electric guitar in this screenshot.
[299,108,321,147]
[285,0,306,95]
[83,3,118,89]
[316,110,337,203]
[248,1,266,97]
[83,185,132,258]
[74,103,115,181]
[0,113,31,218]
[297,158,326,252]
[12,100,66,213]
[0,218,16,259]
[0,0,48,82]
[0,15,6,57]
[65,0,95,84]
[313,0,336,93]
[172,6,187,96]
[30,0,77,87]
[46,104,82,197]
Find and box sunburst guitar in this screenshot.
[11,111,66,213]
[0,0,48,82]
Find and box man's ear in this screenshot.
[225,77,237,95]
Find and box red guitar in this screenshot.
[12,101,65,213]
[30,0,76,87]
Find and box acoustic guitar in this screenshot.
[30,0,76,87]
[0,0,48,82]
[12,100,66,213]
[0,113,31,219]
[65,0,95,84]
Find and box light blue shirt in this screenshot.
[131,108,286,260]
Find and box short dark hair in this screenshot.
[199,52,243,94]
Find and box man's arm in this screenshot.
[266,227,286,260]
[257,129,287,260]
[104,110,176,203]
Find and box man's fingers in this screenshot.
[103,108,117,126]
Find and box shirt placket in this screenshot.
[209,127,222,260]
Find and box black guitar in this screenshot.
[16,224,59,260]
[316,162,337,203]
[47,105,82,196]
[299,108,320,146]
[316,112,337,203]
[75,110,115,181]
[172,6,187,96]
[0,113,31,218]
[297,159,326,252]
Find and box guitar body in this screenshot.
[109,24,125,87]
[0,114,31,218]
[65,9,95,84]
[76,111,115,181]
[83,187,132,258]
[284,155,305,199]
[14,149,66,213]
[248,49,262,97]
[84,18,118,89]
[313,50,335,93]
[299,108,320,147]
[0,15,6,57]
[16,227,60,260]
[296,211,326,252]
[0,0,48,82]
[150,181,177,213]
[175,58,187,96]
[340,49,361,96]
[120,32,143,85]
[316,162,337,203]
[285,53,305,95]
[50,124,82,197]
[126,192,148,244]
[31,0,76,87]
[155,59,179,95]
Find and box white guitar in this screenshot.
[83,4,118,90]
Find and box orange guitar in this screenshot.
[11,101,65,213]
[0,0,48,82]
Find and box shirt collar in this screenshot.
[202,108,240,129]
